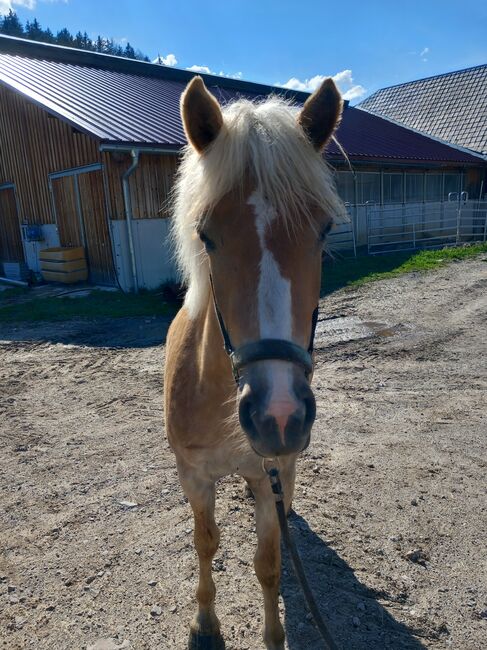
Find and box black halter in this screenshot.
[209,275,318,384]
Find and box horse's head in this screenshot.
[176,76,344,458]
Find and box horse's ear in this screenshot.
[181,76,223,153]
[297,78,343,151]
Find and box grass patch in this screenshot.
[0,289,177,323]
[0,285,29,299]
[322,243,487,295]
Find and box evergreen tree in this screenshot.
[0,11,150,61]
[25,19,44,41]
[124,42,136,59]
[73,31,84,49]
[43,28,55,44]
[95,35,105,53]
[1,10,24,37]
[56,27,74,47]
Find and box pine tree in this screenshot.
[25,19,44,41]
[56,28,74,47]
[1,10,24,37]
[0,11,150,61]
[124,42,136,59]
[43,28,55,44]
[73,31,84,49]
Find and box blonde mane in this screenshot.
[171,95,346,317]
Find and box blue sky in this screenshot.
[3,0,487,102]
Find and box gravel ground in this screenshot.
[0,257,486,650]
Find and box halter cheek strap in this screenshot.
[209,274,318,384]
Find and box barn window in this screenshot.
[425,174,443,202]
[444,173,462,199]
[405,174,424,203]
[357,172,380,204]
[383,173,403,204]
[335,171,355,204]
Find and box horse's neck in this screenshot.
[195,294,233,386]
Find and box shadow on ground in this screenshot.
[281,513,427,650]
[0,316,171,348]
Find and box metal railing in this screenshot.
[366,199,487,254]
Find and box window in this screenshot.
[425,174,443,202]
[405,174,424,203]
[357,173,381,204]
[335,171,355,204]
[383,173,403,204]
[444,173,461,200]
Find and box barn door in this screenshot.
[50,175,83,247]
[0,185,24,263]
[77,170,115,284]
[50,166,115,285]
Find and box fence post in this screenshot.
[412,220,416,249]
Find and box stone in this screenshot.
[150,605,162,617]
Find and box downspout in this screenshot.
[122,149,140,293]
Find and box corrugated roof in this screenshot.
[0,35,484,166]
[358,65,487,155]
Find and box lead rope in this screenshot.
[266,464,339,650]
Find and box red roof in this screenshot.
[0,35,484,167]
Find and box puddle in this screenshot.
[315,316,399,346]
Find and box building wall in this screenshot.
[0,85,101,225]
[102,151,178,220]
[0,86,179,284]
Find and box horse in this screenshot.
[164,75,344,650]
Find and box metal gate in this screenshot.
[367,198,487,254]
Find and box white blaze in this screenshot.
[247,191,296,427]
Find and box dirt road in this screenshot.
[1,257,486,649]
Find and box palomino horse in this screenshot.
[165,75,344,650]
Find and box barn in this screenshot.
[1,34,486,289]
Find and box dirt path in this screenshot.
[1,257,486,650]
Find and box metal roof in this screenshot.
[358,64,487,155]
[0,35,484,166]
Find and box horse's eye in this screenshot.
[199,231,216,252]
[319,221,333,242]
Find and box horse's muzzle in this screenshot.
[238,377,316,457]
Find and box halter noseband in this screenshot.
[209,275,318,384]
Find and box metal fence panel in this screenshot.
[366,200,487,254]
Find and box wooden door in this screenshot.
[77,170,115,284]
[51,175,83,247]
[0,186,24,263]
[51,170,115,285]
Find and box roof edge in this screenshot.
[0,34,313,103]
[355,106,487,163]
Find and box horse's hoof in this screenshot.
[188,631,225,650]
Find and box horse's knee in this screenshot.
[194,521,220,560]
[254,533,280,590]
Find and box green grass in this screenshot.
[0,289,176,323]
[0,285,29,299]
[1,243,485,323]
[322,242,487,295]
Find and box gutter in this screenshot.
[122,149,140,294]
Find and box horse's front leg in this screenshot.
[248,476,286,650]
[178,464,225,650]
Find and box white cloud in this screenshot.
[186,64,212,74]
[279,69,366,101]
[153,53,177,66]
[186,64,242,79]
[0,0,66,12]
[420,46,429,62]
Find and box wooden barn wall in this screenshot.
[102,152,178,220]
[0,85,101,225]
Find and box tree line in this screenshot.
[0,10,150,61]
